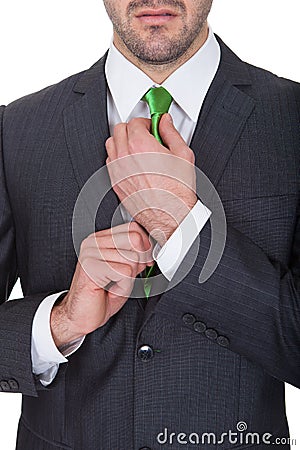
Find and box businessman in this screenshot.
[0,0,299,449]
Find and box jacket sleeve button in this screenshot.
[193,321,207,333]
[205,328,218,340]
[0,381,11,391]
[8,379,19,391]
[182,313,196,325]
[217,336,230,347]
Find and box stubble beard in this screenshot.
[106,2,212,66]
[114,22,201,65]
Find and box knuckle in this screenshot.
[122,264,133,277]
[129,221,140,232]
[105,136,114,147]
[113,123,126,136]
[180,146,194,163]
[78,254,90,271]
[80,236,90,252]
[130,231,143,249]
[129,117,141,127]
[182,145,191,157]
[188,149,195,163]
[114,122,125,130]
[79,240,86,253]
[128,251,139,264]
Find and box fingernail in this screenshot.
[165,113,173,123]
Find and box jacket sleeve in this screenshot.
[0,105,63,397]
[159,201,300,388]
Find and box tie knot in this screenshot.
[142,87,173,116]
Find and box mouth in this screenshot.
[135,9,178,24]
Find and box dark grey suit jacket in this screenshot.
[0,36,299,450]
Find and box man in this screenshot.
[0,0,299,449]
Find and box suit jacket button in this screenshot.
[139,447,152,450]
[217,336,230,347]
[205,328,218,340]
[0,381,11,391]
[193,321,206,333]
[8,379,19,391]
[138,345,154,362]
[182,313,196,325]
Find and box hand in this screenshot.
[105,114,197,246]
[50,222,153,348]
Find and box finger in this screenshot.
[76,257,131,290]
[112,123,129,158]
[128,222,153,252]
[159,114,194,162]
[80,246,152,271]
[92,233,135,251]
[80,247,138,265]
[80,253,137,287]
[107,274,135,299]
[83,223,153,256]
[83,248,148,275]
[128,117,152,133]
[96,235,153,266]
[95,222,153,250]
[89,222,134,241]
[127,118,161,153]
[105,136,117,161]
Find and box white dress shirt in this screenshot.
[31,26,220,386]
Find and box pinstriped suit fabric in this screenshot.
[0,36,299,449]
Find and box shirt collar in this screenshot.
[105,25,221,123]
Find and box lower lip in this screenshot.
[136,15,176,25]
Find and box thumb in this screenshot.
[159,114,189,157]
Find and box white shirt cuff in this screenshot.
[31,291,85,386]
[153,200,211,280]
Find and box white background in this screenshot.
[0,0,299,448]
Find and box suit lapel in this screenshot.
[190,37,255,189]
[63,54,121,232]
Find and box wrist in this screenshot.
[50,295,84,349]
[150,196,198,246]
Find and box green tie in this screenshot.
[142,87,173,298]
[142,86,173,144]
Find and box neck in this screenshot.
[113,24,209,84]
